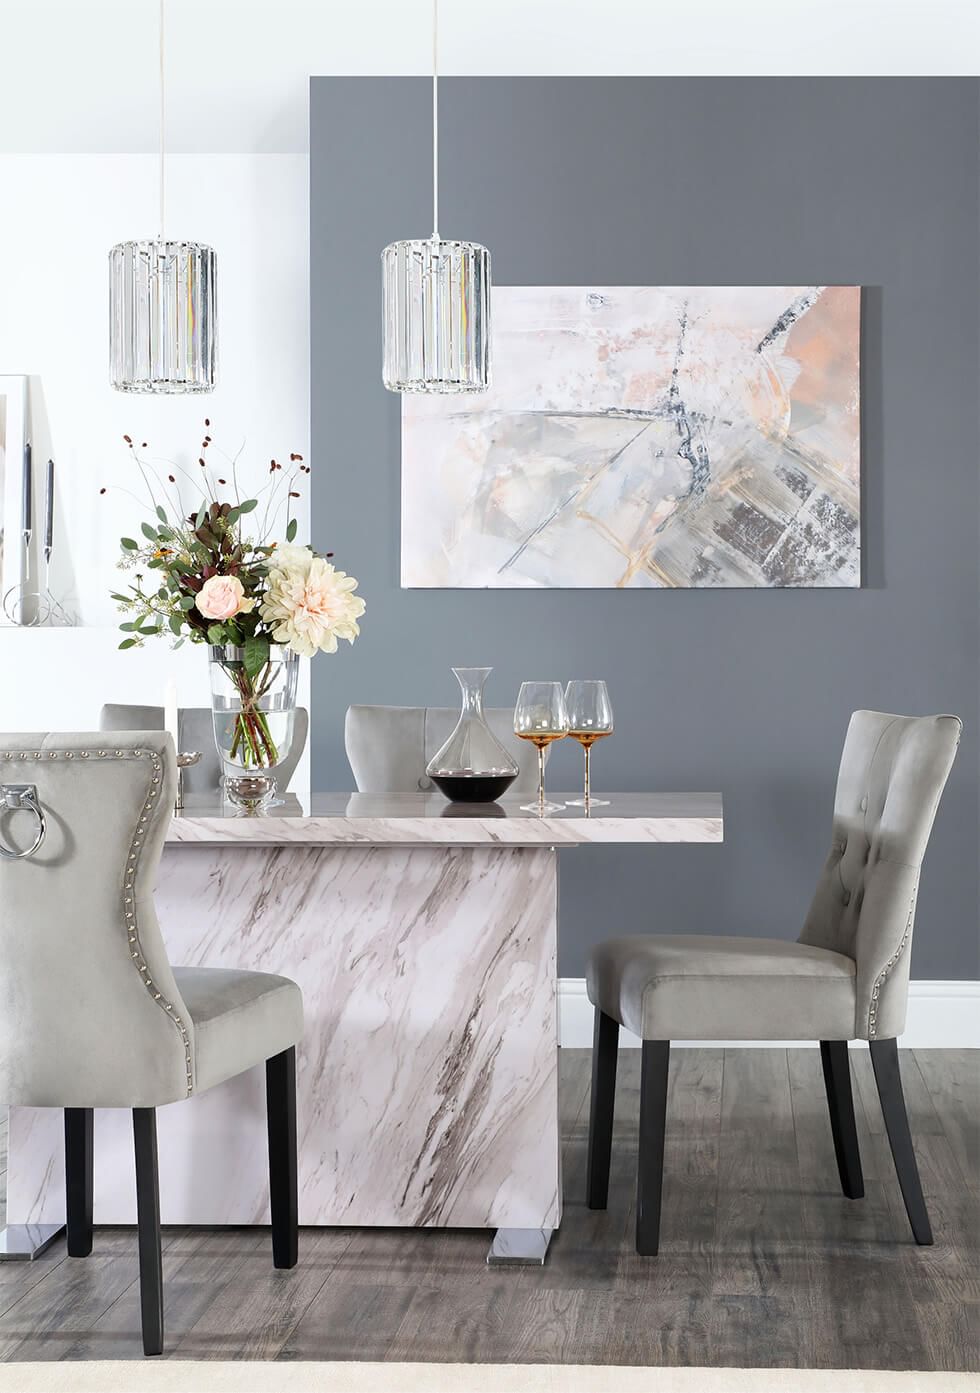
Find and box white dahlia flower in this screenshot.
[261,550,365,658]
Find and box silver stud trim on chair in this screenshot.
[0,746,193,1095]
[868,878,918,1040]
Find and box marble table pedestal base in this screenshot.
[6,844,561,1247]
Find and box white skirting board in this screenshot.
[558,979,980,1050]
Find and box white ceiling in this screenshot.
[2,0,977,154]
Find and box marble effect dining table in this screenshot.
[6,791,723,1265]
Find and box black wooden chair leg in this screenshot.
[819,1040,864,1199]
[636,1039,670,1256]
[869,1038,933,1245]
[64,1108,94,1257]
[266,1046,298,1269]
[586,1009,619,1209]
[133,1108,164,1356]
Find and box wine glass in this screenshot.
[514,681,568,813]
[565,680,614,807]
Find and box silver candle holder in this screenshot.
[174,751,201,813]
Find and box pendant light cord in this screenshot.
[158,0,166,240]
[431,0,439,240]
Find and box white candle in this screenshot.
[163,678,179,754]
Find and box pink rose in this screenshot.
[195,575,255,622]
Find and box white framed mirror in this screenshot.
[0,375,28,624]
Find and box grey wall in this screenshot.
[311,77,979,980]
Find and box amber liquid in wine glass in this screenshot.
[568,730,612,749]
[565,681,614,807]
[514,682,568,813]
[517,732,567,749]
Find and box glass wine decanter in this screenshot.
[426,667,519,803]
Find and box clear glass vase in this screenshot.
[209,644,298,811]
[426,667,519,803]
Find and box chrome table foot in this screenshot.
[486,1227,553,1266]
[0,1223,65,1261]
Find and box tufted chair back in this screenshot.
[345,705,544,796]
[0,731,194,1108]
[799,711,961,1041]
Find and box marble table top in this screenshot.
[166,791,724,848]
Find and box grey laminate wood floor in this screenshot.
[0,1048,977,1370]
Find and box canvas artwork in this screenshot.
[401,285,861,588]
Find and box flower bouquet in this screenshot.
[106,425,365,806]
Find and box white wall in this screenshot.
[0,153,312,788]
[1,1,976,155]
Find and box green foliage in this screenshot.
[244,634,269,679]
[110,432,329,658]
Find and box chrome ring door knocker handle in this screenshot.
[0,785,47,860]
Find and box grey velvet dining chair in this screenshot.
[99,704,310,797]
[345,703,546,795]
[0,731,303,1355]
[585,710,961,1256]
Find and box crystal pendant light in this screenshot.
[382,0,490,393]
[109,0,217,394]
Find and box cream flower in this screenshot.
[195,574,256,622]
[267,543,314,575]
[261,554,365,658]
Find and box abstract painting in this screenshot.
[401,286,860,588]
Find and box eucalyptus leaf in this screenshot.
[118,638,139,650]
[238,498,259,514]
[207,624,226,645]
[121,537,138,551]
[244,635,269,680]
[286,518,298,543]
[156,505,168,523]
[169,613,183,636]
[178,595,197,610]
[141,521,159,542]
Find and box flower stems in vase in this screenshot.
[226,662,279,767]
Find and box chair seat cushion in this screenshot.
[173,966,303,1095]
[586,935,857,1041]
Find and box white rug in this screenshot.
[0,1365,976,1393]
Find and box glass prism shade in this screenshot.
[109,239,217,393]
[382,238,490,393]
